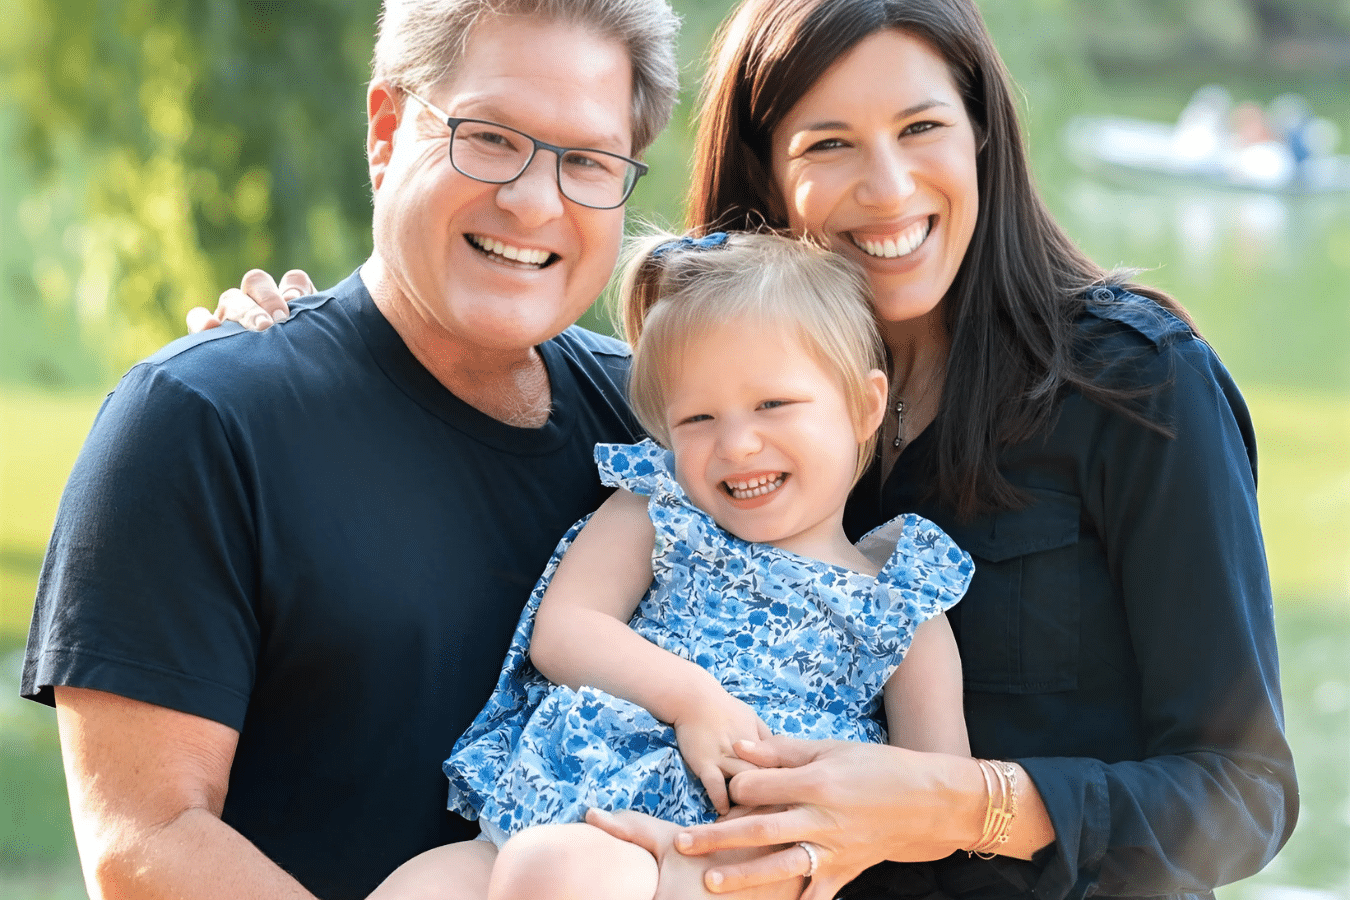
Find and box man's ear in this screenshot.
[368,81,402,193]
[858,368,889,442]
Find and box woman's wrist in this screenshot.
[965,760,1019,856]
[950,759,1055,861]
[947,756,994,855]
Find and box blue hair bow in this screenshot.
[650,231,730,259]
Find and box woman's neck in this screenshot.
[879,312,951,479]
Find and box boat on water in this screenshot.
[1064,85,1350,195]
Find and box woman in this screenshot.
[200,1,1296,897]
[608,2,1295,899]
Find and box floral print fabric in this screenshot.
[445,439,973,835]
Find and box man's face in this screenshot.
[367,15,633,355]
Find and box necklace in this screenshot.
[889,367,944,451]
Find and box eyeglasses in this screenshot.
[404,90,648,210]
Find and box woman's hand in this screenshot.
[674,736,986,899]
[586,809,803,900]
[185,269,316,333]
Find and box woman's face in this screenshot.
[769,28,980,327]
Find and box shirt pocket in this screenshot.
[942,487,1081,694]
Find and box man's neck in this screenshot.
[359,259,553,428]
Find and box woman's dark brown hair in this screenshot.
[687,0,1190,520]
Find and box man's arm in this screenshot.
[55,686,316,900]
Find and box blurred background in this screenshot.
[1,1,1347,897]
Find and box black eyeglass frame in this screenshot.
[403,90,648,210]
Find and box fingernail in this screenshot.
[589,809,612,823]
[282,288,304,301]
[273,306,289,323]
[248,313,273,331]
[676,833,692,850]
[707,871,723,888]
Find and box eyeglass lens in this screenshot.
[449,120,639,209]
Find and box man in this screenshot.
[21,2,679,897]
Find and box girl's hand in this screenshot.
[673,691,774,815]
[674,736,985,899]
[186,268,316,333]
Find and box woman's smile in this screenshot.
[770,28,979,326]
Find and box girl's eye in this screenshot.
[758,400,788,410]
[902,120,942,137]
[677,413,712,425]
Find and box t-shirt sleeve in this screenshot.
[20,362,262,731]
[1022,336,1296,899]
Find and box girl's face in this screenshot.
[664,316,885,562]
[769,28,980,327]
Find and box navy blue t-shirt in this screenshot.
[22,270,640,900]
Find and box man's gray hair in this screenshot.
[373,0,680,155]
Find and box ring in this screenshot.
[798,841,819,878]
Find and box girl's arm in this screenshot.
[530,488,770,813]
[881,613,967,755]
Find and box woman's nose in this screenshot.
[855,144,917,210]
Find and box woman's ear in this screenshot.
[858,368,889,441]
[368,81,402,193]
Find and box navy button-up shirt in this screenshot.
[844,291,1297,900]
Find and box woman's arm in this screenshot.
[531,488,771,813]
[1013,331,1296,899]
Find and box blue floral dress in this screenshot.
[445,439,974,841]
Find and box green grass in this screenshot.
[2,386,1347,898]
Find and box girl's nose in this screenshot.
[715,417,763,460]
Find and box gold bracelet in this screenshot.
[966,759,997,858]
[967,760,1018,858]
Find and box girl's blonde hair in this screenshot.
[617,230,887,485]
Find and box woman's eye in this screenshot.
[805,137,848,153]
[902,120,942,137]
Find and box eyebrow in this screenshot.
[794,99,953,133]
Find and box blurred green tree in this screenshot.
[4,0,380,380]
[1,0,1344,383]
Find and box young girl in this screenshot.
[371,231,974,900]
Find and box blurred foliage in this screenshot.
[2,0,380,385]
[0,0,1346,385]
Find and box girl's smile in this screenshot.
[664,315,879,562]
